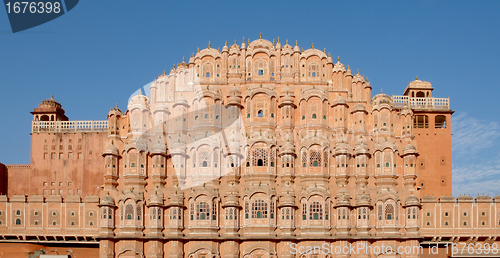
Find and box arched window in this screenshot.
[385,203,394,220]
[204,114,209,119]
[413,115,429,128]
[435,115,446,128]
[245,201,249,219]
[310,151,321,167]
[257,110,263,117]
[312,114,317,119]
[137,205,142,220]
[310,202,323,220]
[312,72,316,77]
[206,72,210,77]
[199,151,211,167]
[197,202,210,220]
[252,149,268,167]
[252,200,268,219]
[212,201,217,220]
[125,204,133,220]
[385,162,390,167]
[15,219,21,225]
[16,210,20,215]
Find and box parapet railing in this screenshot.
[32,120,108,133]
[392,95,450,110]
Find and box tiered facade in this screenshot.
[0,38,499,258]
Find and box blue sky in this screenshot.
[0,1,499,196]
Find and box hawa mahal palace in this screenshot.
[0,37,498,258]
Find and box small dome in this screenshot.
[355,190,371,206]
[335,187,351,206]
[293,43,300,52]
[280,141,295,155]
[332,95,347,106]
[151,141,166,155]
[175,95,188,105]
[346,66,352,76]
[223,193,240,207]
[403,143,418,156]
[333,60,346,73]
[168,189,184,207]
[229,85,242,95]
[365,78,371,88]
[39,95,63,109]
[405,194,420,206]
[103,142,119,156]
[100,194,115,206]
[108,104,123,117]
[334,140,349,155]
[352,73,364,83]
[149,190,164,206]
[354,138,369,155]
[279,184,296,207]
[227,134,241,153]
[352,103,367,113]
[372,93,393,106]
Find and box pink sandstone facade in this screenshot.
[0,37,499,258]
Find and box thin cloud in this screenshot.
[452,112,500,159]
[452,112,500,196]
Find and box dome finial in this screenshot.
[416,76,418,80]
[234,39,237,45]
[248,38,250,45]
[208,41,211,49]
[357,69,360,75]
[381,89,383,94]
[225,40,227,46]
[295,40,298,46]
[323,48,326,53]
[50,94,54,99]
[273,38,275,45]
[259,32,262,39]
[337,56,340,62]
[311,43,314,49]
[286,39,288,45]
[197,47,199,53]
[182,56,185,62]
[163,70,166,75]
[277,37,280,43]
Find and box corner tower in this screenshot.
[394,78,453,196]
